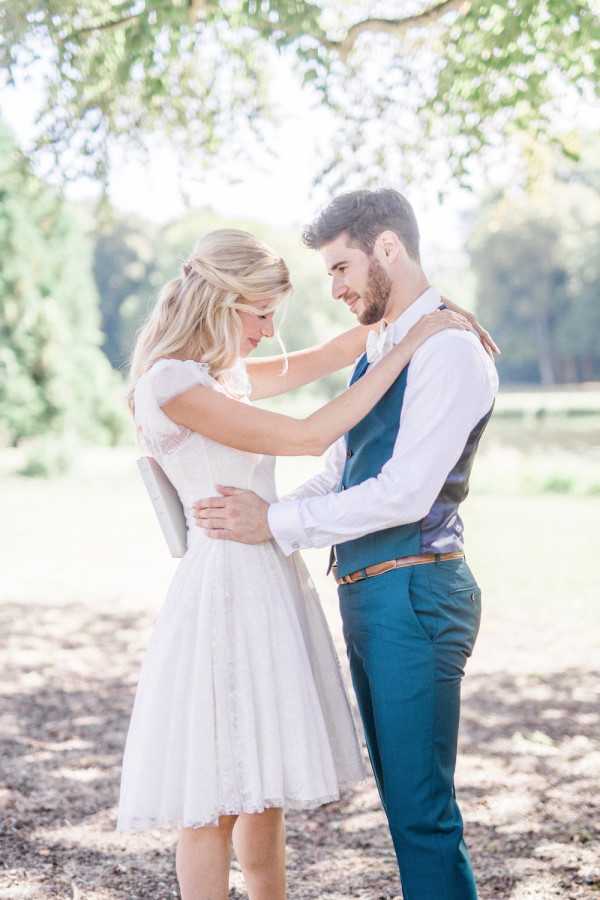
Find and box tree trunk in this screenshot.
[561,356,578,384]
[534,312,557,385]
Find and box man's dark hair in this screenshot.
[303,188,420,262]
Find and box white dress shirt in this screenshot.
[267,287,499,555]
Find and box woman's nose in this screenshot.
[261,319,275,338]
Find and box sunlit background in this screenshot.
[1,2,599,898]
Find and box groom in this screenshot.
[194,189,498,899]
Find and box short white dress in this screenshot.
[116,358,365,832]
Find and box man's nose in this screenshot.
[332,279,347,301]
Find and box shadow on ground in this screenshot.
[1,601,599,899]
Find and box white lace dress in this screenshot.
[116,358,365,832]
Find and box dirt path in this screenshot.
[1,595,599,900]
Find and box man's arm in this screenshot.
[268,331,498,555]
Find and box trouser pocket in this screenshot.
[409,561,482,652]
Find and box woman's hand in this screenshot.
[403,308,476,355]
[442,298,500,358]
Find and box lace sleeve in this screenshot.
[135,359,212,456]
[151,358,212,406]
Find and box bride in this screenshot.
[118,228,477,900]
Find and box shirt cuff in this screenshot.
[267,499,307,556]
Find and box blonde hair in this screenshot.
[128,229,292,407]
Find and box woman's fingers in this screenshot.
[485,331,501,355]
[438,312,501,354]
[441,311,471,330]
[440,302,501,356]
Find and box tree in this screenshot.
[93,217,158,370]
[469,148,600,385]
[2,0,597,188]
[0,123,130,448]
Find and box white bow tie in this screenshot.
[366,324,395,364]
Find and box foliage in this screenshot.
[1,0,597,187]
[430,0,600,180]
[93,216,158,370]
[468,148,600,385]
[0,123,130,449]
[18,435,75,478]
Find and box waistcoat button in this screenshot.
[346,449,353,459]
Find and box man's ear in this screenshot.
[375,230,403,263]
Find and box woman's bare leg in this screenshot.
[176,815,237,900]
[233,807,286,900]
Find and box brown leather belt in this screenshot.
[333,550,465,586]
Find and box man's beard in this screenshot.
[357,257,392,325]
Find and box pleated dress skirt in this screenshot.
[116,537,365,832]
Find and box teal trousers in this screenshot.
[339,557,481,900]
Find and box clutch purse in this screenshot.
[137,456,188,558]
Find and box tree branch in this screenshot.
[65,1,470,58]
[68,12,144,39]
[329,0,472,60]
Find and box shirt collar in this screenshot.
[385,286,442,345]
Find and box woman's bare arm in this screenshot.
[161,310,473,457]
[245,325,371,401]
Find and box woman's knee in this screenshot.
[234,808,284,866]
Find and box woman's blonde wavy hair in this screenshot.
[128,229,292,407]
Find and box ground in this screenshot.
[1,449,599,899]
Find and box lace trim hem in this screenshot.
[116,783,364,834]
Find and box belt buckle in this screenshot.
[350,568,367,583]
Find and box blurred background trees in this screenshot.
[2,1,596,186]
[469,147,600,385]
[0,124,128,459]
[1,0,598,471]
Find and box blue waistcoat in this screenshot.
[334,352,494,578]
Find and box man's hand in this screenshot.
[193,487,272,544]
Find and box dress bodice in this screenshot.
[134,358,278,543]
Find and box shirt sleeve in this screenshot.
[268,332,498,555]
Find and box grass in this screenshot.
[2,446,598,626]
[471,441,600,497]
[494,387,600,419]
